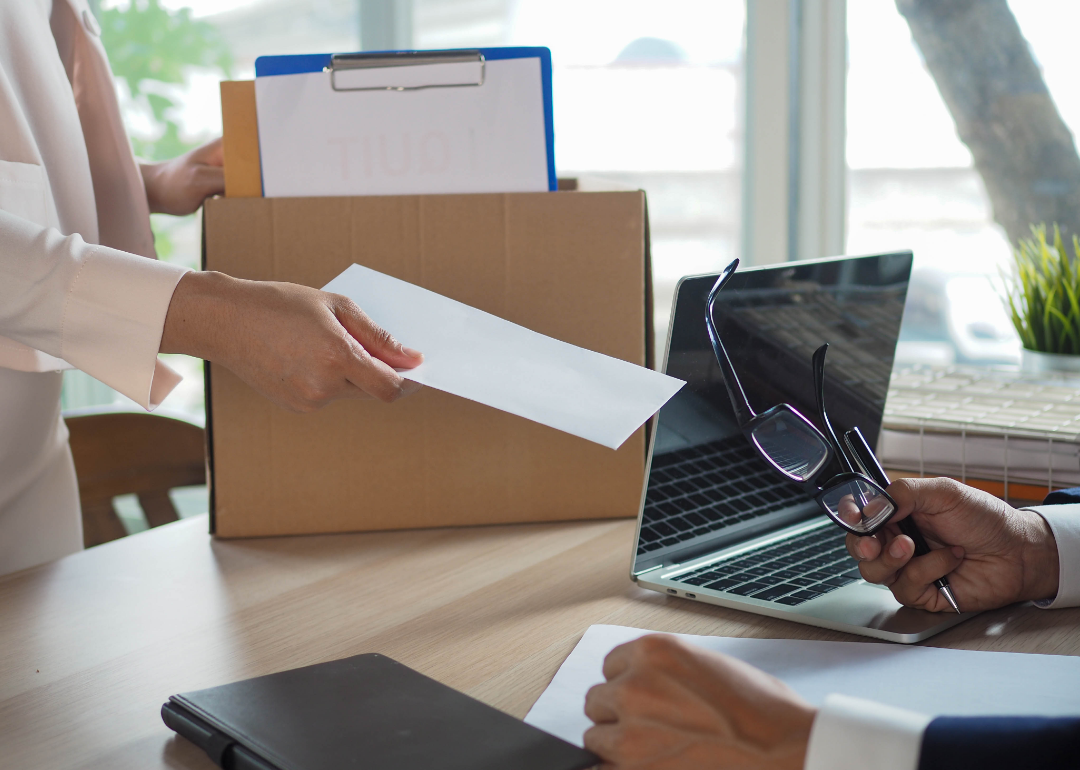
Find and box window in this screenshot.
[413,0,745,357]
[846,0,1080,369]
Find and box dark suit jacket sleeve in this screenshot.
[919,491,1080,769]
[1042,486,1080,505]
[918,716,1080,769]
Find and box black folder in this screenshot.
[162,653,597,770]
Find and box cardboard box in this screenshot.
[203,191,652,537]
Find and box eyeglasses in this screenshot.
[705,258,897,536]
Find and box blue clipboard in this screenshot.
[254,47,556,192]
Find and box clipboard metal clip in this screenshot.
[328,50,486,92]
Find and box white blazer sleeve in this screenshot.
[1023,503,1080,609]
[0,208,189,409]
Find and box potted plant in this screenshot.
[1002,223,1080,372]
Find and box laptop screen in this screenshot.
[633,252,913,574]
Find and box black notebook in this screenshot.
[161,653,597,770]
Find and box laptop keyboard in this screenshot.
[672,524,862,606]
[638,434,809,555]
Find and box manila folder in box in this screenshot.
[204,191,651,537]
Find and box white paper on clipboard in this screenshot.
[255,53,551,197]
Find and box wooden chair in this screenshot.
[63,409,207,548]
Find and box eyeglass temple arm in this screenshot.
[811,343,857,474]
[845,427,891,488]
[706,321,756,426]
[707,259,756,426]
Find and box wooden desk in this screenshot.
[2,515,1079,769]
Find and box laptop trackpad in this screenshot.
[799,583,973,635]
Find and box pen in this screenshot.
[844,427,962,614]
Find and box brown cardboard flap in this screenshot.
[220,81,262,198]
[205,191,648,537]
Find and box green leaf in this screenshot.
[1003,222,1080,354]
[98,0,233,162]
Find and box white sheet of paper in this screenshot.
[525,624,1080,747]
[256,57,550,197]
[323,265,685,449]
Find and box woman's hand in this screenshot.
[141,138,224,217]
[846,477,1060,612]
[583,634,815,770]
[161,271,423,411]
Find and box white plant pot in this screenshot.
[1020,348,1080,373]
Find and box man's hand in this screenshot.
[583,634,815,770]
[161,271,422,411]
[847,477,1059,612]
[141,138,224,217]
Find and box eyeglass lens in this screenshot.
[819,477,896,534]
[749,410,832,483]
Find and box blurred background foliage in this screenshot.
[96,0,232,162]
[89,0,232,261]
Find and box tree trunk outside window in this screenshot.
[896,0,1080,247]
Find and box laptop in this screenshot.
[633,252,974,643]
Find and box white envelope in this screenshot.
[323,264,685,449]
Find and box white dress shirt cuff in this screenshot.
[61,245,190,410]
[804,693,931,770]
[1023,503,1080,609]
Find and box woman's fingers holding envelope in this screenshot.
[329,293,424,372]
[161,271,423,411]
[326,293,424,402]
